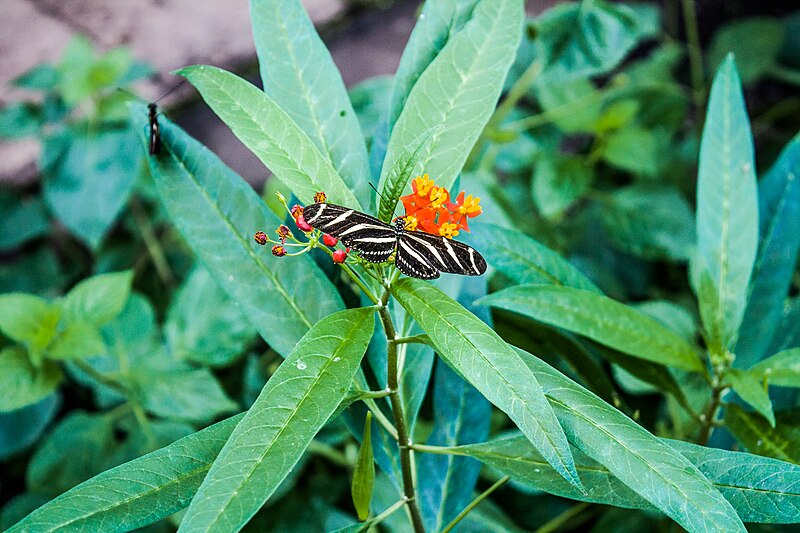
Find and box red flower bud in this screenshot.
[291,205,304,219]
[296,216,313,233]
[332,249,348,264]
[253,231,268,246]
[314,191,327,203]
[323,234,338,247]
[271,245,287,257]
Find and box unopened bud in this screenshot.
[323,234,338,247]
[332,249,348,264]
[253,231,268,246]
[271,245,287,257]
[296,216,313,233]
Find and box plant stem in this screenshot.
[441,476,510,533]
[535,502,591,533]
[681,0,705,107]
[130,198,176,290]
[697,383,724,445]
[393,334,430,346]
[340,263,379,305]
[378,288,425,533]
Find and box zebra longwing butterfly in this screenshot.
[147,103,161,155]
[303,203,487,280]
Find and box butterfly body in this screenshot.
[303,203,486,279]
[147,103,161,155]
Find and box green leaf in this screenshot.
[135,368,238,424]
[179,308,374,532]
[533,78,602,133]
[351,411,375,521]
[62,270,133,326]
[0,294,60,364]
[726,404,800,464]
[748,348,800,388]
[692,55,758,354]
[0,192,49,249]
[470,222,600,292]
[533,0,659,82]
[449,433,800,524]
[7,415,243,533]
[250,0,370,202]
[727,369,775,427]
[532,153,592,220]
[26,411,115,496]
[165,265,256,367]
[379,0,524,192]
[736,133,800,367]
[708,18,784,84]
[136,103,344,357]
[391,278,582,492]
[601,125,659,177]
[12,63,59,91]
[479,284,703,372]
[0,102,41,139]
[600,186,695,261]
[46,320,105,361]
[0,347,62,412]
[519,349,746,532]
[42,127,141,249]
[0,393,59,460]
[176,65,360,209]
[378,127,439,222]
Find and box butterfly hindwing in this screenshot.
[304,203,396,263]
[399,231,486,276]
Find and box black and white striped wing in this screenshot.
[303,203,397,263]
[397,231,487,279]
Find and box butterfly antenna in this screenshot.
[151,79,187,105]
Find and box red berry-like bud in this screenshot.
[276,224,290,237]
[332,249,348,264]
[296,216,313,232]
[323,234,338,247]
[291,205,304,219]
[253,231,268,245]
[271,245,287,257]
[314,191,327,203]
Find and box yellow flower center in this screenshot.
[415,174,434,197]
[459,195,481,215]
[404,216,418,231]
[438,222,459,239]
[429,186,448,208]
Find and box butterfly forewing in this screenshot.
[303,202,487,279]
[304,203,396,262]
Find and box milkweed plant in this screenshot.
[4,0,800,531]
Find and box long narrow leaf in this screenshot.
[179,308,374,532]
[176,66,361,209]
[250,0,370,202]
[518,348,746,532]
[479,284,703,371]
[692,55,758,354]
[379,0,524,192]
[391,278,582,491]
[135,103,343,357]
[378,127,439,222]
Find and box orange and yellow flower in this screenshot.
[399,174,482,239]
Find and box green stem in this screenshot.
[307,440,352,468]
[71,359,129,395]
[372,498,408,527]
[696,383,724,445]
[681,0,705,107]
[340,263,379,305]
[379,289,425,533]
[130,198,176,290]
[534,502,591,533]
[393,334,430,346]
[441,476,510,533]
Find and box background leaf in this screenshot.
[379,0,524,192]
[692,55,758,354]
[179,308,374,533]
[62,271,132,326]
[735,133,800,367]
[748,348,800,388]
[0,347,62,412]
[250,0,370,202]
[136,103,344,357]
[0,393,59,461]
[480,285,702,371]
[725,404,800,463]
[177,66,361,209]
[708,18,784,84]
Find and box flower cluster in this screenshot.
[399,174,482,239]
[253,191,350,263]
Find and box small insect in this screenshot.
[147,102,160,155]
[303,203,487,279]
